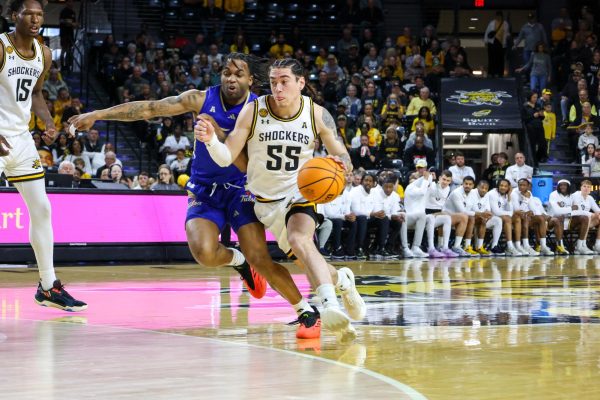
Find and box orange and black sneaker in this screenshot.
[232,261,267,299]
[289,306,321,339]
[34,280,87,312]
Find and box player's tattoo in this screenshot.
[101,96,182,121]
[321,109,336,133]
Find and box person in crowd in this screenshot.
[484,11,510,78]
[510,178,540,256]
[488,179,521,256]
[583,146,600,177]
[406,87,436,116]
[467,180,504,255]
[405,121,433,150]
[403,136,435,171]
[151,164,180,191]
[522,92,548,164]
[423,170,456,258]
[410,106,435,135]
[516,42,552,93]
[505,153,533,187]
[132,171,152,190]
[377,126,403,168]
[578,123,599,158]
[351,134,377,170]
[513,13,548,66]
[542,101,556,157]
[448,151,475,190]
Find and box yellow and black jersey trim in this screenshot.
[6,171,45,183]
[247,99,258,142]
[286,249,295,259]
[266,95,304,122]
[0,39,5,73]
[255,195,285,203]
[309,97,319,139]
[290,201,317,211]
[5,32,37,61]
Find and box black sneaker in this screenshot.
[35,280,87,312]
[232,261,267,299]
[331,247,346,260]
[289,306,321,339]
[490,245,505,256]
[319,247,331,258]
[356,248,367,260]
[381,249,399,260]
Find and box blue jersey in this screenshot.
[189,85,256,185]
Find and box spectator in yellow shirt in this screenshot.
[406,87,437,116]
[269,33,293,59]
[360,116,382,147]
[543,102,556,153]
[411,106,435,135]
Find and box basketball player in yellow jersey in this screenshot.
[0,0,86,311]
[196,58,366,341]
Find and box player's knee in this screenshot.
[189,242,219,267]
[287,232,313,254]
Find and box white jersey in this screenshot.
[444,186,474,216]
[0,33,45,136]
[488,188,513,216]
[468,190,492,213]
[246,95,317,200]
[571,191,600,216]
[425,183,450,210]
[510,190,532,212]
[547,191,572,217]
[404,176,432,214]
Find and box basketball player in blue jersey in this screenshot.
[0,0,86,311]
[70,54,324,338]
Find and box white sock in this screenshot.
[522,239,529,247]
[596,239,600,247]
[293,299,313,316]
[228,247,246,266]
[540,238,547,247]
[14,180,56,291]
[476,238,484,248]
[507,241,514,249]
[437,236,443,248]
[426,216,436,249]
[559,239,564,247]
[316,284,339,309]
[454,236,463,248]
[440,216,452,249]
[492,221,502,246]
[577,239,585,248]
[336,269,351,291]
[464,238,471,247]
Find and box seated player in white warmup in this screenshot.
[547,179,589,255]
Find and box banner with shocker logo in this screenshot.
[440,78,523,132]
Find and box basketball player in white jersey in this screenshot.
[195,58,365,341]
[547,179,588,255]
[510,179,539,256]
[0,0,86,311]
[400,169,430,258]
[423,170,456,258]
[488,179,521,256]
[571,180,600,254]
[466,180,503,255]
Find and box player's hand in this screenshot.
[68,112,97,132]
[0,135,12,157]
[195,114,215,143]
[198,113,226,141]
[326,154,347,171]
[42,126,57,146]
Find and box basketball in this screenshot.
[297,157,345,204]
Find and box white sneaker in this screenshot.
[505,246,521,257]
[338,267,366,321]
[540,246,554,256]
[575,245,595,255]
[452,247,472,257]
[402,248,414,258]
[523,245,540,256]
[336,324,357,344]
[514,244,527,256]
[411,246,428,258]
[320,306,352,333]
[594,245,600,255]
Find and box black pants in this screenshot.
[487,40,505,77]
[386,220,402,250]
[355,215,390,251]
[569,131,580,162]
[529,126,548,164]
[332,218,357,255]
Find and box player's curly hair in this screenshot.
[8,0,45,14]
[224,52,270,86]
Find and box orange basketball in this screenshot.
[297,157,345,204]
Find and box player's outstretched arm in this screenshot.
[68,90,206,131]
[314,104,353,172]
[195,102,254,167]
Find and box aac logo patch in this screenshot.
[258,108,268,118]
[6,46,13,54]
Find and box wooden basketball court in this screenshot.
[2,258,600,399]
